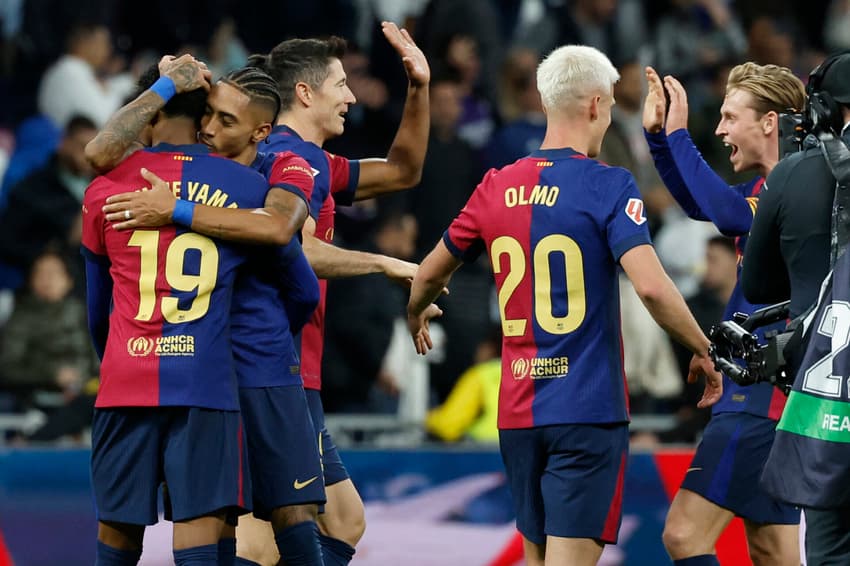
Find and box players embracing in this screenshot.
[82,59,320,566]
[85,21,431,566]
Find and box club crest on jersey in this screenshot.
[625,198,647,225]
[511,358,530,380]
[127,336,155,357]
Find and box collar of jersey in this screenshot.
[271,124,301,139]
[529,147,584,160]
[147,143,212,155]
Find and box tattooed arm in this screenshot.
[85,54,211,172]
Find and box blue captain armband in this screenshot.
[172,199,196,227]
[150,76,177,102]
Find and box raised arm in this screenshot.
[643,67,708,219]
[354,22,430,199]
[85,55,212,172]
[660,74,754,235]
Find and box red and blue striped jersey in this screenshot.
[265,125,360,390]
[81,144,270,410]
[227,150,316,389]
[444,147,652,429]
[646,128,787,420]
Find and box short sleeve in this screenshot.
[327,151,359,207]
[603,168,653,261]
[81,178,108,259]
[268,152,315,210]
[442,170,495,263]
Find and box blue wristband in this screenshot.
[150,76,177,102]
[172,199,196,227]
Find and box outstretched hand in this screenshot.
[102,168,177,230]
[408,303,444,355]
[663,75,690,134]
[643,66,666,134]
[688,353,724,408]
[382,21,430,88]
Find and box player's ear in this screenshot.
[252,122,272,144]
[762,110,777,135]
[295,82,312,107]
[589,95,600,122]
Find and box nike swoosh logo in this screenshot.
[293,476,319,490]
[686,467,702,473]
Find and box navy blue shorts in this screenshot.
[91,407,250,525]
[681,412,800,525]
[305,388,349,486]
[239,385,326,519]
[499,423,628,545]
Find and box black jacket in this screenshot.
[742,136,844,318]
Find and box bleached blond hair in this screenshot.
[536,45,620,113]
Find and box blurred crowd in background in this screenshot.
[0,0,841,446]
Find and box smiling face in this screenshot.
[715,88,772,173]
[309,58,356,141]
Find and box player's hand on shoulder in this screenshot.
[158,54,212,94]
[407,303,444,355]
[382,21,430,88]
[103,168,177,230]
[663,75,689,134]
[642,67,666,134]
[688,353,723,408]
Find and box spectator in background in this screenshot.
[485,46,545,170]
[408,73,481,259]
[599,59,666,197]
[647,184,718,299]
[426,326,500,443]
[654,0,746,85]
[527,0,648,70]
[0,250,97,404]
[400,74,491,402]
[322,212,420,413]
[633,236,740,446]
[439,34,497,151]
[417,0,503,103]
[0,116,61,202]
[824,0,850,52]
[747,17,796,69]
[37,22,134,128]
[0,116,96,291]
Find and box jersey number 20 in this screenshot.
[490,234,586,337]
[129,230,219,324]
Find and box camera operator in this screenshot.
[742,51,850,566]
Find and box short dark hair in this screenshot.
[219,66,281,122]
[65,114,97,136]
[137,63,207,125]
[248,36,347,111]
